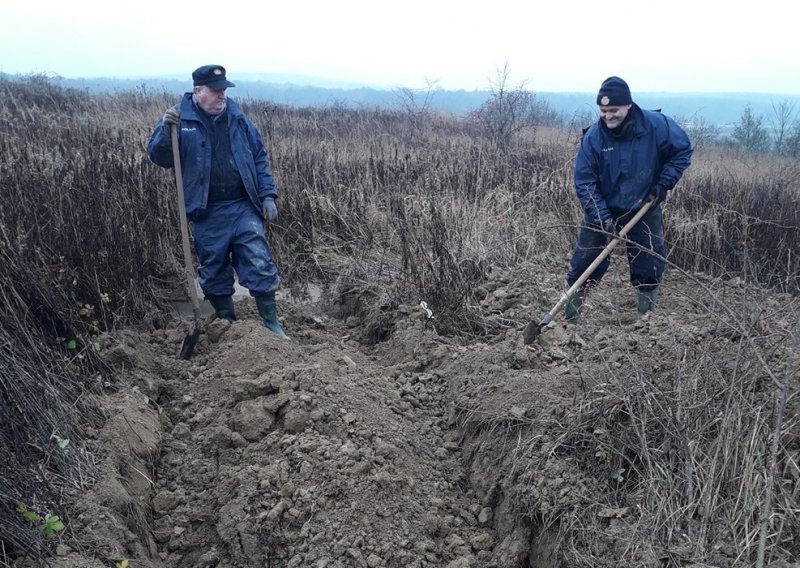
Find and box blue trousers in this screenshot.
[191,199,281,297]
[566,206,664,292]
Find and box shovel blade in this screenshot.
[523,319,544,345]
[523,312,553,345]
[178,326,200,360]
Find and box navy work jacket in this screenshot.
[147,94,277,220]
[574,105,692,225]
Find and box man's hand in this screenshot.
[163,108,181,128]
[650,184,668,205]
[262,198,278,222]
[602,218,619,238]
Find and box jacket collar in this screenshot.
[600,103,645,140]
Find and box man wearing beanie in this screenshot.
[563,76,692,322]
[147,65,289,340]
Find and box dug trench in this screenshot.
[44,263,798,568]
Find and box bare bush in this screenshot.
[676,113,722,149]
[469,64,561,149]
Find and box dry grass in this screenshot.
[480,271,799,566]
[670,147,800,291]
[0,76,798,564]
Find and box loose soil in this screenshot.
[34,260,799,568]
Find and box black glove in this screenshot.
[262,198,278,221]
[650,184,668,205]
[602,218,619,238]
[163,108,181,128]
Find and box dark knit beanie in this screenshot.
[596,76,632,106]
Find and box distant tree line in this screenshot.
[679,100,800,156]
[3,71,799,156]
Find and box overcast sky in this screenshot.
[3,0,799,94]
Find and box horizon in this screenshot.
[11,72,794,129]
[6,70,800,99]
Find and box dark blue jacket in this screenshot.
[147,94,277,220]
[574,105,692,225]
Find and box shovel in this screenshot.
[523,198,656,345]
[170,124,202,359]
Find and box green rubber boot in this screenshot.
[255,292,289,340]
[637,288,658,317]
[564,293,582,324]
[206,295,236,322]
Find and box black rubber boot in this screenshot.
[637,288,658,317]
[255,292,289,340]
[206,295,236,322]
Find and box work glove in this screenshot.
[163,108,181,128]
[601,218,619,238]
[262,197,278,222]
[650,184,668,205]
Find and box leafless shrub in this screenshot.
[393,79,439,134]
[468,64,561,150]
[675,113,722,149]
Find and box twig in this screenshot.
[756,321,798,567]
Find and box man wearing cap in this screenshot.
[147,65,288,339]
[563,76,692,322]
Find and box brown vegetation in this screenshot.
[0,76,798,567]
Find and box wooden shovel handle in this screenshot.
[170,125,201,316]
[548,198,656,321]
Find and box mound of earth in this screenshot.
[32,261,798,568]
